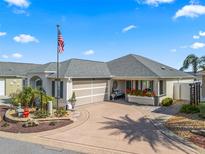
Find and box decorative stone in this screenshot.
[191,129,205,137]
[66,103,72,110]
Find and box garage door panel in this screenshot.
[93,80,107,87]
[74,90,92,97]
[92,88,108,95]
[73,80,91,89]
[76,97,92,106]
[72,79,108,106]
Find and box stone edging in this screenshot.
[5,109,29,123]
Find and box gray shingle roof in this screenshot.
[30,59,111,78]
[27,62,56,74]
[62,59,111,78]
[107,54,194,79]
[0,62,41,77]
[0,54,194,79]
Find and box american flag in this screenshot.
[57,27,64,53]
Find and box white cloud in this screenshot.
[13,34,39,43]
[0,32,7,36]
[11,53,22,58]
[4,0,30,8]
[170,48,177,52]
[193,35,200,39]
[83,49,95,55]
[2,54,9,59]
[122,25,136,33]
[190,42,205,49]
[199,31,205,37]
[174,4,205,19]
[1,53,22,59]
[137,0,175,6]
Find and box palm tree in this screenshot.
[180,54,205,74]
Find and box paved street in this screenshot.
[0,137,81,154]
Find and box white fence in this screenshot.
[173,83,191,101]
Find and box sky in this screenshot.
[0,0,205,70]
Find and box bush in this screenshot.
[161,97,173,106]
[180,104,200,114]
[49,121,57,126]
[198,103,205,118]
[1,123,9,128]
[55,108,68,117]
[34,111,49,119]
[22,119,39,127]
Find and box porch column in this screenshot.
[133,80,136,90]
[107,80,111,100]
[66,78,72,101]
[27,77,30,87]
[153,80,159,96]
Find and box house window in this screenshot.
[52,81,55,97]
[60,81,63,98]
[135,80,139,90]
[126,80,132,90]
[159,80,165,95]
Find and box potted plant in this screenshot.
[68,92,77,110]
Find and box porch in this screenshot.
[110,79,166,105]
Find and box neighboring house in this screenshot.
[0,54,195,105]
[198,72,205,100]
[0,62,40,97]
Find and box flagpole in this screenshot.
[56,24,60,110]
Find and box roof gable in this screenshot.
[107,54,194,78]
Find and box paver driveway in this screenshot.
[39,102,198,154]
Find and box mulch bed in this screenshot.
[0,106,73,133]
[165,113,205,149]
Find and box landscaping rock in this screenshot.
[191,130,205,137]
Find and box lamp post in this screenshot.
[40,87,46,111]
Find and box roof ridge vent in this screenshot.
[161,66,166,70]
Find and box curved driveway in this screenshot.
[40,102,199,154]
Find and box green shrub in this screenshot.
[34,111,49,119]
[1,122,9,127]
[180,104,200,114]
[22,119,39,127]
[198,103,205,118]
[161,97,173,106]
[55,107,67,117]
[49,121,57,126]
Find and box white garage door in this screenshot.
[0,80,5,96]
[72,79,108,106]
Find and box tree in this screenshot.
[180,54,205,74]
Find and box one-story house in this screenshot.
[0,54,195,105]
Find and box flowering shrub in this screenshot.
[127,89,156,97]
